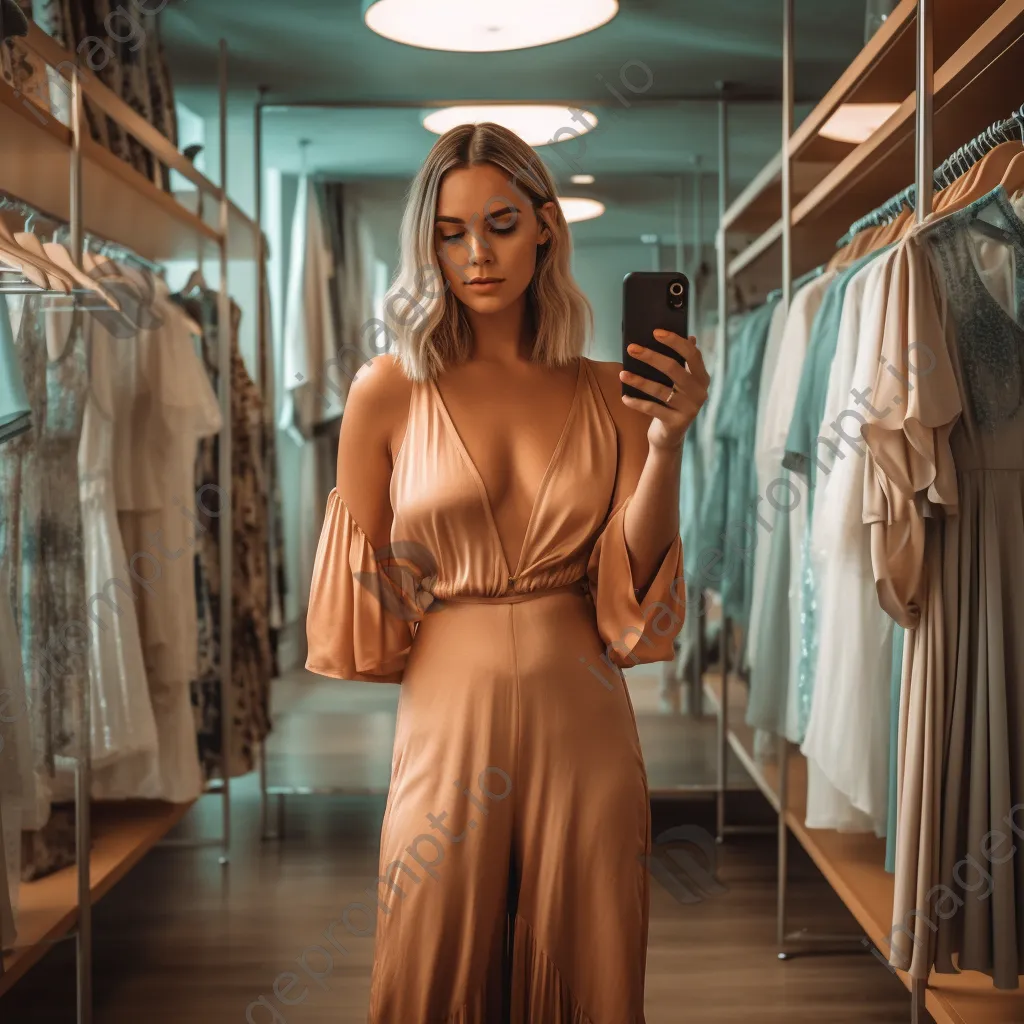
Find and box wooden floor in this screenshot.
[1,670,918,1023]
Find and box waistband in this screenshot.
[439,578,590,606]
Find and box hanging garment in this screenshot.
[745,272,835,741]
[0,798,15,949]
[280,176,341,614]
[867,187,1024,988]
[0,293,31,444]
[885,623,906,873]
[73,305,160,772]
[668,327,716,705]
[0,295,88,880]
[179,289,274,782]
[35,1,177,186]
[701,298,777,629]
[801,250,899,833]
[306,357,684,1022]
[89,266,219,804]
[743,298,787,678]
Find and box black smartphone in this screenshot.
[621,271,689,405]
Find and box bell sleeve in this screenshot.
[861,239,961,628]
[305,489,418,683]
[586,495,686,668]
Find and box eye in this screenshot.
[439,231,465,243]
[489,223,516,236]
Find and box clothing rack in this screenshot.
[836,103,1024,245]
[710,2,1024,1023]
[0,28,241,1024]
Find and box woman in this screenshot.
[306,122,709,1023]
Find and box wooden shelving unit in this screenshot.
[723,0,1012,284]
[704,677,1024,1024]
[0,801,194,998]
[0,23,251,1023]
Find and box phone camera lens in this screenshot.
[669,281,684,296]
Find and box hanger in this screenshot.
[182,265,207,297]
[41,241,123,312]
[937,140,1023,211]
[13,232,76,294]
[0,219,52,291]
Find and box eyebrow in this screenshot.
[435,205,520,225]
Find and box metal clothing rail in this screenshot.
[836,103,1024,244]
[0,33,236,1024]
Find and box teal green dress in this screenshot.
[0,295,31,445]
[699,300,777,625]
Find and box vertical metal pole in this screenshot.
[674,175,685,272]
[70,65,93,1024]
[217,37,233,867]
[69,67,84,268]
[255,90,266,397]
[254,89,272,843]
[688,153,704,726]
[915,0,934,223]
[781,0,795,316]
[691,156,702,310]
[777,0,795,958]
[714,86,729,844]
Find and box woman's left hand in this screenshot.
[619,330,711,452]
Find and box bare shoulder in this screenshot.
[584,357,650,441]
[341,352,414,454]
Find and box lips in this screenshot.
[466,277,504,285]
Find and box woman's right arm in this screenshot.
[305,355,416,683]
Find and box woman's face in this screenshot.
[434,162,553,318]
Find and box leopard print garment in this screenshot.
[177,291,274,781]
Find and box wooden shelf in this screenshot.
[723,0,1010,257]
[0,800,194,998]
[0,24,261,264]
[703,676,1024,1024]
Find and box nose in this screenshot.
[467,223,492,265]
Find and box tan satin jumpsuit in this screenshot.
[306,357,685,1023]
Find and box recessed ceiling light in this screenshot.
[363,0,619,52]
[819,102,900,143]
[571,174,596,184]
[559,197,605,224]
[422,105,598,147]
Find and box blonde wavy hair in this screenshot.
[384,122,593,382]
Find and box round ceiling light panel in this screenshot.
[364,0,619,52]
[559,197,605,224]
[422,104,598,147]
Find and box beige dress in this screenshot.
[306,356,685,1023]
[863,188,1024,988]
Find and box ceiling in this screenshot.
[162,0,873,244]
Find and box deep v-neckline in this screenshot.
[428,358,586,585]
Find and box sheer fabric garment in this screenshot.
[864,188,1024,987]
[306,357,684,1023]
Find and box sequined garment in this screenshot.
[177,291,273,780]
[0,299,88,766]
[0,299,88,878]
